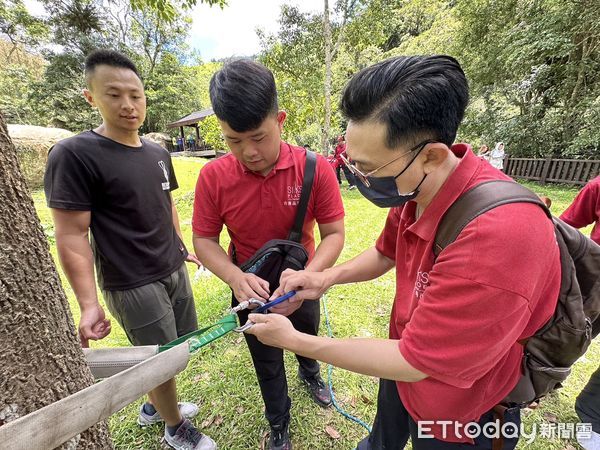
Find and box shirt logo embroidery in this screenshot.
[415,271,430,299]
[285,184,302,206]
[158,161,170,190]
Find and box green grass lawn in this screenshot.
[32,158,598,450]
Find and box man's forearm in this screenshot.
[305,232,344,272]
[172,204,184,242]
[193,236,242,285]
[288,333,426,382]
[325,246,395,287]
[55,234,99,310]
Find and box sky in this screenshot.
[23,0,324,61]
[188,0,322,61]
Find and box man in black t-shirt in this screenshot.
[44,50,216,450]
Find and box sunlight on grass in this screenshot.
[32,158,598,449]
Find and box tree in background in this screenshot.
[0,0,223,447]
[258,6,329,150]
[322,0,360,154]
[0,110,113,448]
[261,0,599,159]
[2,0,225,135]
[453,0,600,158]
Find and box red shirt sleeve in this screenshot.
[560,181,600,229]
[312,155,345,224]
[192,164,224,237]
[399,204,559,388]
[375,208,401,260]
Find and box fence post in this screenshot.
[540,157,552,185]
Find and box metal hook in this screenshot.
[231,299,266,332]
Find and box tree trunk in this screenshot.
[0,112,113,449]
[321,0,333,157]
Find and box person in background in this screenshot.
[560,175,600,245]
[326,149,339,174]
[334,134,357,190]
[477,144,489,159]
[187,134,196,151]
[489,142,505,171]
[560,175,600,450]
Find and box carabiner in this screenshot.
[229,298,265,314]
[231,298,266,332]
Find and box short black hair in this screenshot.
[340,55,469,148]
[209,59,278,132]
[84,49,141,88]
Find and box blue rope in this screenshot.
[322,294,372,433]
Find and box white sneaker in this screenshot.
[137,402,199,426]
[164,418,217,450]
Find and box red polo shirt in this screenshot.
[375,144,561,443]
[560,176,600,245]
[334,142,346,164]
[192,142,344,265]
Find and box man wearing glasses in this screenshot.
[245,55,561,450]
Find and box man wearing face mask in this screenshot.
[244,55,561,450]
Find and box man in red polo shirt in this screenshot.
[560,176,600,245]
[560,176,600,450]
[192,59,345,450]
[245,55,561,450]
[334,134,357,189]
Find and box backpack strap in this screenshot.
[434,180,551,258]
[288,150,317,243]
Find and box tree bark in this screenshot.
[0,112,113,449]
[322,0,333,157]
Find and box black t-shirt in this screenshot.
[44,130,187,290]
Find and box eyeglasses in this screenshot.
[340,140,435,187]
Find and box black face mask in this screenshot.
[356,147,427,208]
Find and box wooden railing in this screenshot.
[504,157,600,186]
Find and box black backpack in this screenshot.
[233,150,317,295]
[434,180,600,405]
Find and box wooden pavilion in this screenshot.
[167,108,215,156]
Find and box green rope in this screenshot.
[158,314,238,353]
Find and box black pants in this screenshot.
[234,296,321,427]
[336,164,356,186]
[576,365,600,433]
[357,379,521,450]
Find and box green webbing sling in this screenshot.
[158,314,238,354]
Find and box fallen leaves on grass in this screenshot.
[260,430,270,450]
[201,416,214,428]
[325,425,341,439]
[361,394,374,405]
